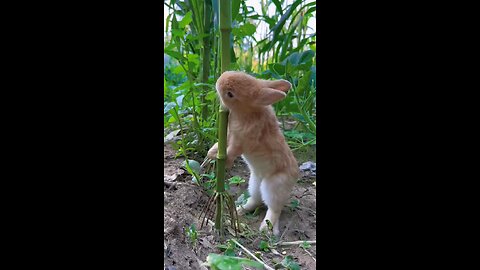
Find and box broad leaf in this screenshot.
[178,11,193,29]
[164,102,177,114]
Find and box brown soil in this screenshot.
[164,143,317,269]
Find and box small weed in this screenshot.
[225,176,246,191]
[235,191,249,207]
[205,253,263,270]
[258,240,271,252]
[185,223,198,246]
[278,255,301,270]
[228,176,245,185]
[288,199,300,211]
[258,220,278,252]
[237,222,256,240]
[299,240,311,249]
[216,239,237,256]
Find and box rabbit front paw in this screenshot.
[207,143,218,159]
[259,219,280,236]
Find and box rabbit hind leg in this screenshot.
[259,173,294,236]
[236,173,263,215]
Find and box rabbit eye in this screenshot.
[227,91,234,98]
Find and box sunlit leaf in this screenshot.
[179,11,193,29]
[232,0,241,21]
[164,102,177,114]
[187,54,200,65]
[206,90,217,101]
[232,23,256,38]
[228,176,245,185]
[172,29,184,37]
[176,94,185,108]
[164,50,187,63]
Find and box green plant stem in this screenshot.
[292,83,316,135]
[213,0,232,235]
[215,106,228,192]
[172,107,200,183]
[220,0,231,72]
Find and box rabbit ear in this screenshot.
[263,79,292,93]
[255,88,287,106]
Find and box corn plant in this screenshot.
[199,0,240,239]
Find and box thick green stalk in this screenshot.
[215,106,228,192]
[219,0,231,73]
[214,0,231,234]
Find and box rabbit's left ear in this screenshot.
[263,79,292,93]
[255,88,287,106]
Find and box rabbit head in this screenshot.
[215,71,292,111]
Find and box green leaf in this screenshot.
[176,95,185,108]
[206,90,217,101]
[270,0,302,40]
[205,253,263,270]
[172,65,185,74]
[298,50,315,65]
[228,176,245,185]
[232,0,241,21]
[164,102,177,114]
[262,15,276,28]
[224,247,235,257]
[164,78,167,98]
[281,255,301,270]
[232,23,256,38]
[187,54,200,65]
[289,199,299,210]
[295,70,312,98]
[172,29,184,37]
[300,241,311,249]
[235,191,250,207]
[242,23,256,36]
[164,49,187,63]
[179,11,193,29]
[271,0,284,15]
[258,240,270,251]
[292,113,306,123]
[271,63,286,75]
[186,159,201,174]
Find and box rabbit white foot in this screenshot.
[236,196,262,216]
[259,209,281,236]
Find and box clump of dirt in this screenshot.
[164,143,317,270]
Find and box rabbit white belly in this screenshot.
[241,154,273,179]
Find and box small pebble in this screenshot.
[299,161,316,172]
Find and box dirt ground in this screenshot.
[164,143,317,269]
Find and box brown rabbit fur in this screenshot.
[207,71,299,235]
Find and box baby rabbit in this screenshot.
[207,71,299,236]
